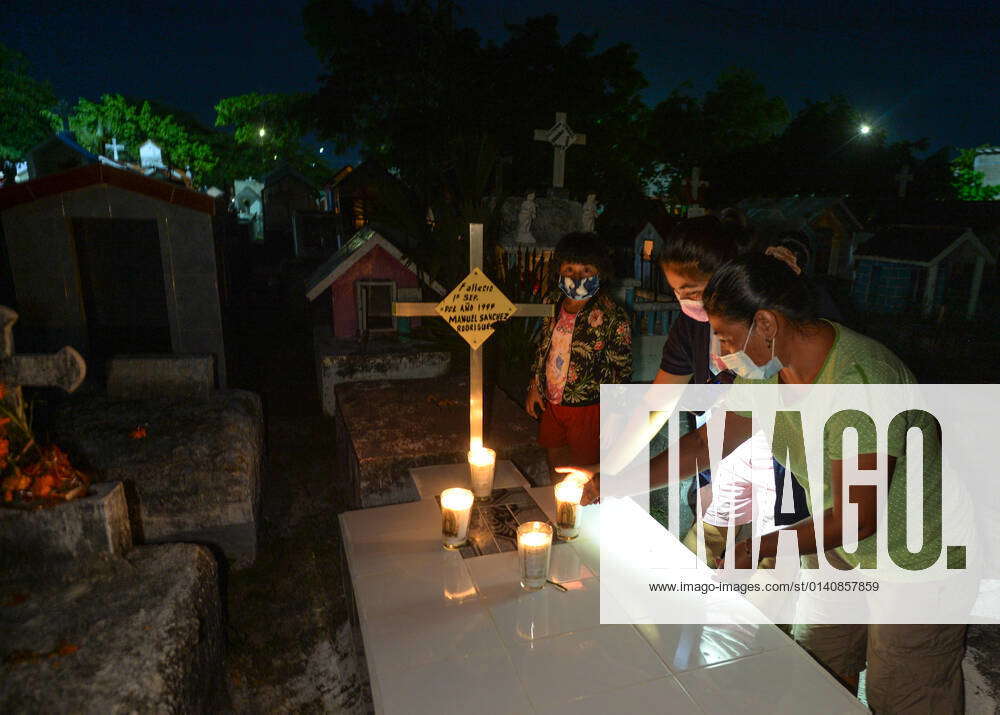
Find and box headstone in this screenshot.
[139,139,165,169]
[534,112,587,190]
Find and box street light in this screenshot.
[258,127,266,138]
[859,124,872,135]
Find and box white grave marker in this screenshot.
[104,137,125,161]
[534,112,587,189]
[393,223,553,449]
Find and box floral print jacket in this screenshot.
[529,290,632,406]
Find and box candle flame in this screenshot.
[441,487,474,510]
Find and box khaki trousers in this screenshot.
[793,552,967,714]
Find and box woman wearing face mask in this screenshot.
[691,253,967,713]
[653,217,821,564]
[526,232,632,476]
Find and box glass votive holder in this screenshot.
[554,478,583,541]
[441,487,474,549]
[517,521,553,591]
[467,446,496,501]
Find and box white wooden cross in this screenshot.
[895,165,914,198]
[684,166,709,202]
[534,112,587,189]
[393,223,553,450]
[104,137,125,161]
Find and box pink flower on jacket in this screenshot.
[567,365,578,383]
[593,340,605,351]
[588,309,604,328]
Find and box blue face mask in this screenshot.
[719,322,783,380]
[560,275,600,300]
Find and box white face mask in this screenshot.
[719,321,783,380]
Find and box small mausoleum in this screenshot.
[305,225,450,415]
[738,196,866,279]
[0,163,227,384]
[852,225,995,318]
[306,225,445,338]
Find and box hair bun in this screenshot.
[764,246,802,275]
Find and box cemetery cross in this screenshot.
[534,112,587,189]
[104,138,125,161]
[0,306,87,414]
[895,166,914,198]
[684,166,709,203]
[393,224,554,450]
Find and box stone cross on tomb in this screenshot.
[684,166,709,203]
[534,112,587,189]
[393,224,554,450]
[895,165,914,198]
[104,137,125,161]
[0,306,87,411]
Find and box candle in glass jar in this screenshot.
[554,479,583,541]
[517,521,553,591]
[440,487,474,549]
[467,446,496,501]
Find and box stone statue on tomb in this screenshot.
[582,193,598,233]
[516,192,537,245]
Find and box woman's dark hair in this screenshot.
[660,215,752,278]
[554,231,614,278]
[703,253,819,326]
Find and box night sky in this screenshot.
[4,0,997,166]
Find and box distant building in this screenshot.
[738,196,866,279]
[0,164,227,384]
[305,225,445,339]
[974,147,1000,188]
[852,226,994,319]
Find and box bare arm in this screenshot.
[648,412,753,490]
[652,369,692,385]
[748,453,892,561]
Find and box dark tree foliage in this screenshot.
[303,2,652,212]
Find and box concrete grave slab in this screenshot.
[0,543,224,713]
[52,390,264,568]
[0,482,132,583]
[335,375,548,508]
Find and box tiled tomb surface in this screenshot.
[52,390,264,568]
[340,463,870,715]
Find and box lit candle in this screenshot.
[517,521,553,591]
[554,478,583,541]
[440,488,474,549]
[467,446,496,501]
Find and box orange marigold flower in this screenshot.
[0,438,8,459]
[130,426,148,440]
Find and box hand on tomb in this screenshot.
[525,384,546,418]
